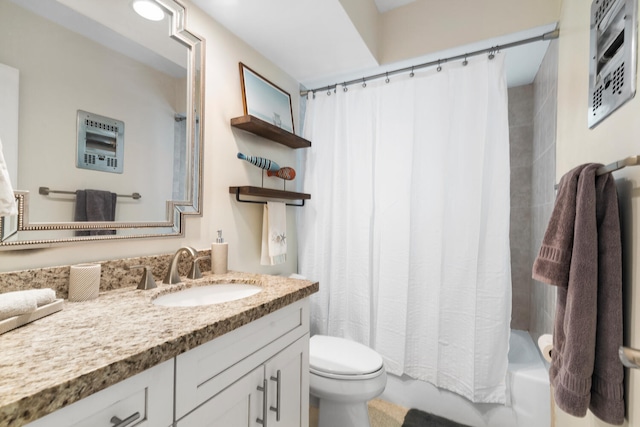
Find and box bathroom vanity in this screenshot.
[0,272,317,427]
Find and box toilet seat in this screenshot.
[310,335,384,380]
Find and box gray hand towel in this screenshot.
[74,189,117,236]
[532,163,624,425]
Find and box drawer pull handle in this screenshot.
[256,379,268,426]
[269,370,281,421]
[110,412,141,427]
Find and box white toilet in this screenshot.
[309,335,387,427]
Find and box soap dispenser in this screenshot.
[211,230,228,274]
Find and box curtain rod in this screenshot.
[300,28,560,97]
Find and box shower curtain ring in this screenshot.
[312,90,316,99]
[437,60,442,72]
[362,77,367,88]
[488,47,495,60]
[462,55,468,66]
[385,72,390,83]
[410,66,415,77]
[327,86,331,96]
[343,82,348,92]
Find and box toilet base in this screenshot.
[317,399,371,427]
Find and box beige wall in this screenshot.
[555,0,640,425]
[1,0,301,277]
[379,0,561,65]
[338,0,380,60]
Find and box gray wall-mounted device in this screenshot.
[588,0,638,128]
[76,110,124,173]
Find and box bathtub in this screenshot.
[380,330,551,427]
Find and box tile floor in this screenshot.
[309,398,408,427]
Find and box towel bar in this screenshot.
[39,186,141,200]
[554,155,640,189]
[619,346,640,368]
[229,186,308,207]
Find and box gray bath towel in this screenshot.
[532,163,624,425]
[74,189,117,236]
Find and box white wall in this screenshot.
[1,0,300,277]
[555,0,640,426]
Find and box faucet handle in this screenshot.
[188,255,210,280]
[126,265,157,290]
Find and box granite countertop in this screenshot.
[0,272,318,427]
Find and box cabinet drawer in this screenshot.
[26,359,174,427]
[175,299,309,419]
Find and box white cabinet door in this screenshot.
[176,367,264,427]
[178,334,310,427]
[175,299,309,420]
[265,334,309,427]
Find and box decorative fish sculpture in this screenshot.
[237,152,280,172]
[267,167,296,180]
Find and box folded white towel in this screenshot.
[0,289,57,321]
[0,137,18,217]
[261,201,287,265]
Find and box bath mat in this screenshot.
[402,408,471,427]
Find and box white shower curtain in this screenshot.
[297,54,512,404]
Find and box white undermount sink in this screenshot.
[153,284,262,307]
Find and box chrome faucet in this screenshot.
[163,246,199,284]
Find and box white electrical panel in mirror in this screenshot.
[0,0,204,249]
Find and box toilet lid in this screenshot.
[310,335,383,376]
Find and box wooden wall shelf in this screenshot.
[229,186,311,207]
[230,115,311,149]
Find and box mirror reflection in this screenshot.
[0,0,203,247]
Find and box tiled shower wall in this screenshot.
[507,39,558,333]
[508,84,534,330]
[529,40,558,341]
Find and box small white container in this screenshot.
[68,263,101,302]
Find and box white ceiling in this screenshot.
[192,0,380,86]
[192,0,555,90]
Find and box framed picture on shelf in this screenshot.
[239,62,295,134]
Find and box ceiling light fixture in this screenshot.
[132,0,165,21]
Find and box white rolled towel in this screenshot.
[29,289,57,306]
[0,289,57,321]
